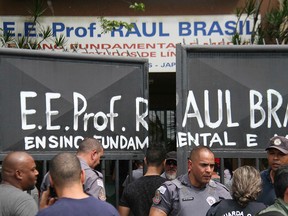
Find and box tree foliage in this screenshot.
[0,0,145,49]
[232,0,288,44]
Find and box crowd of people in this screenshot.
[1,135,288,216]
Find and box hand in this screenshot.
[39,188,57,209]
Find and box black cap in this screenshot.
[166,151,177,161]
[266,136,288,154]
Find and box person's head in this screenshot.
[76,137,103,168]
[232,166,262,207]
[274,165,288,201]
[145,145,166,168]
[1,151,38,191]
[134,160,144,169]
[188,146,215,188]
[266,136,288,172]
[164,151,177,180]
[49,152,84,189]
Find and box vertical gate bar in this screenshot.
[101,160,106,186]
[237,158,241,168]
[128,159,133,183]
[220,157,224,184]
[164,111,167,144]
[115,160,119,207]
[256,158,260,170]
[43,160,47,176]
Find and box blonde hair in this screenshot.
[232,165,262,207]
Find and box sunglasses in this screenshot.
[166,160,177,166]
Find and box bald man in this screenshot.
[150,146,231,216]
[40,137,106,200]
[0,151,39,216]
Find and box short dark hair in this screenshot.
[77,137,102,154]
[274,165,288,199]
[49,153,81,187]
[145,145,166,166]
[189,146,213,161]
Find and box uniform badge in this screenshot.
[274,138,282,145]
[206,196,216,206]
[158,186,166,194]
[152,190,161,205]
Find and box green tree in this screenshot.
[232,0,288,44]
[0,0,145,49]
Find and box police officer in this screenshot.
[75,137,106,200]
[40,137,106,201]
[257,136,288,206]
[149,146,231,216]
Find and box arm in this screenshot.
[15,197,38,216]
[85,170,106,200]
[118,206,130,216]
[149,207,167,216]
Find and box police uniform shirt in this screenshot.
[79,158,106,201]
[152,173,232,216]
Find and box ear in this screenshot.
[188,159,192,172]
[15,169,22,180]
[80,169,86,184]
[91,150,97,160]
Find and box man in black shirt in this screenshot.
[118,145,167,216]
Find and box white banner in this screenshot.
[0,15,255,72]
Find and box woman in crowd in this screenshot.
[206,165,266,216]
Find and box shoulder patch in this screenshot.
[152,190,162,205]
[98,187,106,201]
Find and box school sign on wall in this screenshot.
[0,15,255,72]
